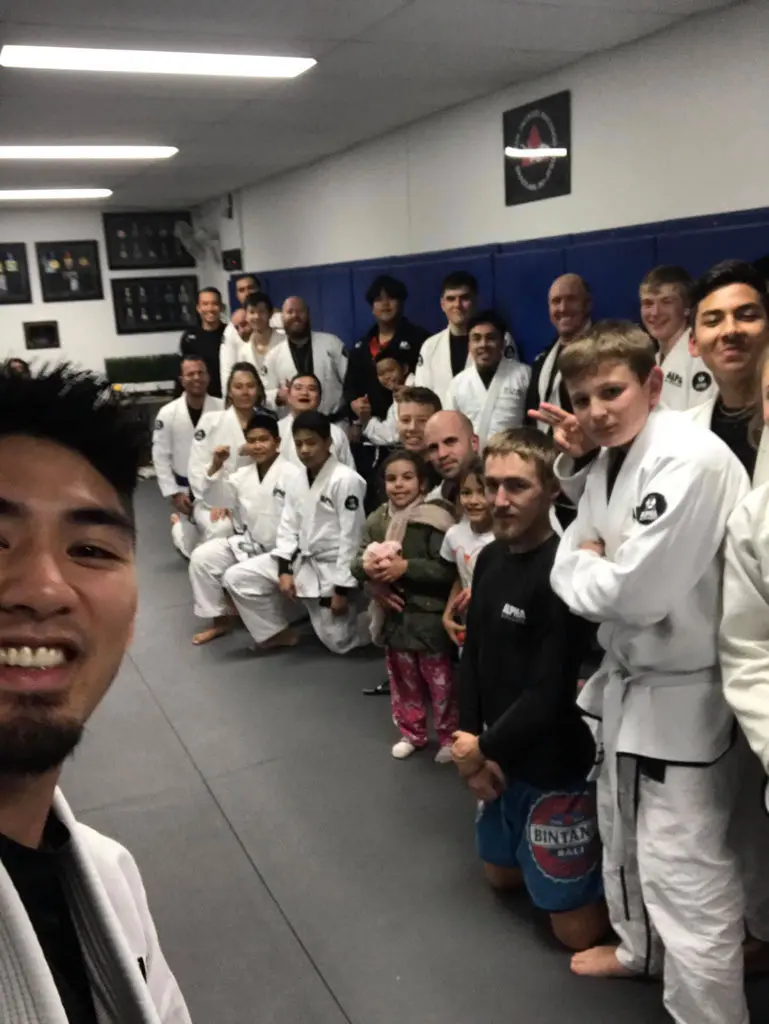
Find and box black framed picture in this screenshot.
[0,244,32,305]
[103,211,196,270]
[503,90,572,207]
[24,320,61,351]
[36,241,103,302]
[111,275,198,335]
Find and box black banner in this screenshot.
[503,90,571,207]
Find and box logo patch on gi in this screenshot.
[417,353,424,367]
[154,419,164,430]
[634,492,667,525]
[665,371,683,388]
[399,339,411,350]
[194,428,206,441]
[692,370,712,392]
[344,495,360,511]
[504,343,516,360]
[319,494,334,508]
[272,487,285,498]
[528,792,599,882]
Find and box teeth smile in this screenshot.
[0,646,68,669]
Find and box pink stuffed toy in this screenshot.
[362,539,402,574]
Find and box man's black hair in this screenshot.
[753,255,769,285]
[235,273,261,290]
[441,271,478,296]
[292,410,331,441]
[466,310,508,338]
[197,286,222,303]
[690,259,769,325]
[0,364,145,510]
[365,275,408,306]
[374,346,410,368]
[245,411,279,439]
[180,353,207,372]
[289,372,323,399]
[243,290,273,312]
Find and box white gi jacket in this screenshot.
[272,456,366,596]
[721,482,769,783]
[686,397,769,487]
[209,455,302,555]
[414,327,518,406]
[362,402,399,446]
[551,407,749,764]
[445,357,531,445]
[0,790,190,1024]
[187,406,251,501]
[263,334,347,417]
[278,415,355,469]
[657,328,716,410]
[151,395,223,498]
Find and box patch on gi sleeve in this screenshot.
[634,492,667,525]
[417,353,424,367]
[504,343,516,359]
[344,494,360,511]
[154,419,164,430]
[692,370,712,392]
[194,428,206,441]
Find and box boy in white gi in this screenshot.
[550,321,749,1024]
[278,373,355,469]
[226,411,370,655]
[188,411,302,646]
[446,310,530,445]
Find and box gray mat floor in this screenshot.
[61,482,769,1023]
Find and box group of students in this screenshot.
[151,255,769,1024]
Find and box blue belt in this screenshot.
[174,472,190,487]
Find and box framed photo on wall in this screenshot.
[503,90,572,207]
[36,240,103,302]
[111,275,198,335]
[0,244,32,305]
[103,211,196,271]
[24,320,61,351]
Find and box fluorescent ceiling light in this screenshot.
[0,189,112,201]
[505,146,568,159]
[0,146,177,160]
[0,45,316,79]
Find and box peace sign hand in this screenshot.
[527,403,597,459]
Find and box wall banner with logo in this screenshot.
[503,90,571,207]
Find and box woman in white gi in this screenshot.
[445,310,530,446]
[226,410,370,655]
[550,322,749,1024]
[187,361,266,542]
[189,411,302,645]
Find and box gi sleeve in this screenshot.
[272,477,302,570]
[721,497,769,774]
[331,473,367,590]
[554,451,597,506]
[262,346,282,410]
[551,456,748,626]
[413,337,434,390]
[333,426,357,469]
[151,408,180,499]
[219,326,240,397]
[362,407,398,446]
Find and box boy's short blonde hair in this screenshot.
[639,265,693,303]
[558,319,657,385]
[483,426,556,486]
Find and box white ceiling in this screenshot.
[0,0,734,209]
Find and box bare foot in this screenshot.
[571,946,635,978]
[192,617,237,646]
[254,627,300,651]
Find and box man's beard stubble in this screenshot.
[0,694,83,776]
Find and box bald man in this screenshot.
[263,296,348,417]
[424,410,479,502]
[524,274,592,433]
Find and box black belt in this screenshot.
[174,472,190,487]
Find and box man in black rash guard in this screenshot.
[451,426,607,952]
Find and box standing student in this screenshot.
[226,411,369,655]
[187,362,266,542]
[221,290,282,388]
[640,265,716,410]
[264,296,348,417]
[414,272,478,405]
[278,374,355,469]
[179,286,226,397]
[0,366,191,1022]
[352,450,458,761]
[550,322,749,1024]
[451,428,605,951]
[219,272,261,386]
[188,411,301,645]
[344,274,428,427]
[152,354,223,557]
[446,311,530,446]
[440,457,494,646]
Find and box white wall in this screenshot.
[235,0,769,271]
[0,208,198,374]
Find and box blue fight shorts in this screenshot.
[476,778,603,913]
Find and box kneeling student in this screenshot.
[451,428,605,951]
[550,321,749,1024]
[352,450,458,760]
[188,412,302,645]
[226,411,370,654]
